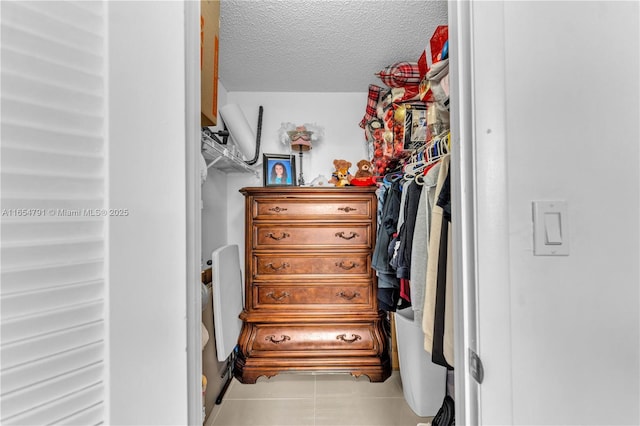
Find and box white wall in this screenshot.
[222,92,369,259]
[202,169,228,262]
[471,2,639,425]
[108,2,188,424]
[200,82,235,421]
[202,82,229,265]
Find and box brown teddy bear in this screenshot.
[328,159,352,187]
[355,159,374,178]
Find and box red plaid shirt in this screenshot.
[376,62,421,88]
[359,84,383,128]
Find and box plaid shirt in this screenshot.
[359,84,383,128]
[376,62,421,88]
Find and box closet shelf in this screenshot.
[201,130,260,178]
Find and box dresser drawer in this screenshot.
[254,283,372,310]
[253,253,373,279]
[252,197,372,221]
[253,223,372,250]
[249,323,378,356]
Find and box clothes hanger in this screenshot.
[383,169,404,185]
[424,131,450,166]
[403,157,425,181]
[402,145,428,181]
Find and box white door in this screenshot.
[451,1,640,425]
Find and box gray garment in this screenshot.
[396,180,408,233]
[389,180,409,272]
[409,162,441,324]
[372,180,401,287]
[375,185,387,228]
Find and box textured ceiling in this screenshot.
[218,0,448,93]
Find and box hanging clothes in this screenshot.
[388,178,408,275]
[409,161,442,324]
[430,169,452,368]
[436,170,454,367]
[372,178,403,311]
[391,179,420,304]
[395,180,423,282]
[443,222,454,367]
[422,154,451,362]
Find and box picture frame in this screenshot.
[263,154,297,186]
[402,104,429,151]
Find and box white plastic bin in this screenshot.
[394,307,447,417]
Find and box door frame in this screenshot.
[450,1,515,425]
[184,1,516,424]
[449,1,478,424]
[185,0,203,424]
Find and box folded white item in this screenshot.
[199,153,208,185]
[310,175,331,186]
[427,58,450,113]
[201,322,209,350]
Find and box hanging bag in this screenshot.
[431,395,455,426]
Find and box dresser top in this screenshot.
[240,186,378,196]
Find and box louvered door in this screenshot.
[1,1,108,424]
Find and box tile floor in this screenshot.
[205,371,432,426]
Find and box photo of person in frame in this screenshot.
[269,161,290,184]
[263,154,296,186]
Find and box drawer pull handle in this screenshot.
[335,231,359,240]
[335,261,359,270]
[338,206,356,213]
[336,291,360,300]
[268,206,288,213]
[266,232,290,241]
[265,262,290,271]
[265,335,291,344]
[266,291,290,301]
[336,334,362,343]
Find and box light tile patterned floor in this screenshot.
[205,371,433,426]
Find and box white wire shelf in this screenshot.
[201,131,260,178]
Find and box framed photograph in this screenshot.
[402,104,428,151]
[263,154,297,186]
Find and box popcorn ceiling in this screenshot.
[218,0,448,93]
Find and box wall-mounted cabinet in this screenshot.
[201,0,219,126]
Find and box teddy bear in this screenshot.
[334,169,351,187]
[328,159,352,187]
[354,159,374,178]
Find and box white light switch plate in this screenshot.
[533,201,569,256]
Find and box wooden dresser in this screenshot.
[235,186,391,383]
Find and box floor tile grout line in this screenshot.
[224,397,315,401]
[207,398,222,426]
[313,374,317,426]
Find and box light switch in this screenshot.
[544,212,562,244]
[533,201,569,256]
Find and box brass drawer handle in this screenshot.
[336,291,360,300]
[336,334,362,343]
[335,261,359,270]
[266,232,290,240]
[266,291,290,302]
[265,262,290,271]
[268,206,288,213]
[265,335,291,344]
[338,206,356,213]
[335,231,359,240]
